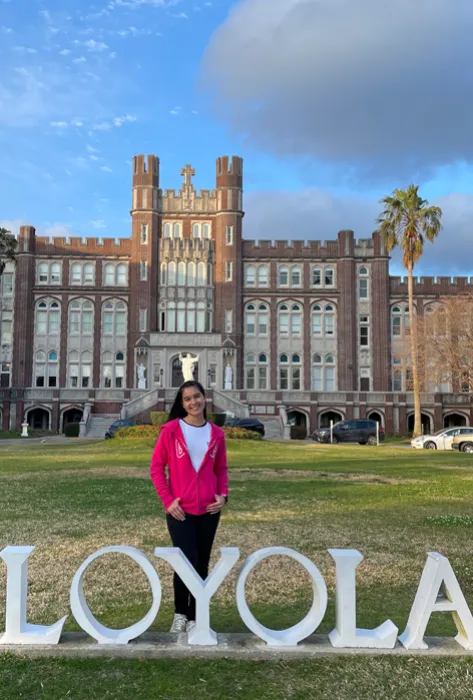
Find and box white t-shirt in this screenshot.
[179,420,211,473]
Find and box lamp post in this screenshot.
[159,368,164,388]
[207,368,212,389]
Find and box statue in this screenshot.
[137,363,147,390]
[179,353,199,383]
[224,363,233,390]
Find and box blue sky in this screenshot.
[1,0,473,276]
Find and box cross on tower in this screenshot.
[181,164,195,187]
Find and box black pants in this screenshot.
[166,512,220,621]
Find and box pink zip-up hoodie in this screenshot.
[150,419,228,516]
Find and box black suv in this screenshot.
[226,418,265,437]
[312,419,384,445]
[104,418,136,439]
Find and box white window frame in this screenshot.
[141,224,148,244]
[226,226,233,245]
[36,261,61,286]
[225,261,233,282]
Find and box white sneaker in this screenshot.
[186,621,196,633]
[170,614,187,633]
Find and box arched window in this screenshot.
[246,352,268,390]
[324,304,335,336]
[38,262,49,284]
[69,299,94,335]
[197,262,206,286]
[71,263,82,285]
[102,299,127,336]
[312,303,336,337]
[83,263,94,285]
[163,223,171,238]
[187,301,196,332]
[202,223,211,239]
[391,304,409,337]
[312,353,336,391]
[245,303,268,336]
[104,263,115,286]
[246,265,256,286]
[279,266,289,286]
[50,263,61,284]
[168,261,176,286]
[102,349,125,388]
[177,301,186,332]
[312,266,321,286]
[34,345,59,387]
[359,266,369,299]
[177,262,186,286]
[173,223,181,239]
[187,262,196,286]
[167,301,176,332]
[116,264,127,286]
[192,223,200,238]
[278,353,301,390]
[258,265,269,287]
[196,301,206,333]
[35,299,60,335]
[324,267,334,287]
[291,266,301,287]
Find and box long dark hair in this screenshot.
[168,381,207,422]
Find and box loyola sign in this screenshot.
[1,545,472,650]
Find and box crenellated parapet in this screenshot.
[159,237,214,262]
[35,237,132,256]
[243,231,386,259]
[390,276,473,296]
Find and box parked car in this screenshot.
[452,433,473,453]
[225,418,265,437]
[312,419,384,445]
[105,418,135,439]
[411,427,473,450]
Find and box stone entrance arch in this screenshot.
[26,407,51,431]
[368,411,384,427]
[319,410,343,428]
[407,413,432,435]
[443,412,469,428]
[287,409,309,438]
[61,407,84,433]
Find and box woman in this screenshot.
[150,380,228,633]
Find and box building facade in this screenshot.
[1,154,472,436]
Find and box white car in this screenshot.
[411,427,473,450]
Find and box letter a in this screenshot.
[0,546,66,645]
[328,549,398,648]
[400,552,473,650]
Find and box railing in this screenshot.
[79,402,92,438]
[121,388,159,419]
[212,389,249,418]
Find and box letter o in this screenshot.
[236,547,327,646]
[70,546,161,645]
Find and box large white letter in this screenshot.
[236,547,327,647]
[154,547,239,645]
[400,552,473,650]
[70,546,161,645]
[328,549,398,648]
[0,546,67,645]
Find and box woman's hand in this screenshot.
[206,494,226,515]
[168,498,186,521]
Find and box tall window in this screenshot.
[279,303,301,336]
[226,226,233,245]
[36,299,60,335]
[359,266,369,299]
[246,265,256,286]
[279,266,289,286]
[104,263,127,286]
[312,304,336,337]
[163,223,172,238]
[34,349,59,387]
[69,299,93,335]
[312,266,321,286]
[141,224,148,244]
[325,267,334,287]
[225,262,233,282]
[177,262,186,285]
[312,354,336,391]
[246,353,268,390]
[102,351,125,388]
[291,266,301,287]
[1,272,13,295]
[187,262,196,285]
[140,261,148,281]
[359,315,370,347]
[225,309,233,334]
[159,301,211,333]
[391,305,410,337]
[168,262,176,286]
[245,303,268,336]
[68,350,92,388]
[103,300,127,336]
[139,309,147,333]
[257,266,269,287]
[202,223,211,239]
[279,353,302,390]
[197,262,206,286]
[173,223,182,239]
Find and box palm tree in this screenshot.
[376,185,442,438]
[0,227,17,278]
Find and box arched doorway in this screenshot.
[319,410,343,428]
[171,354,199,388]
[27,408,50,431]
[62,407,83,433]
[443,413,468,428]
[407,413,432,435]
[368,411,384,427]
[287,410,308,438]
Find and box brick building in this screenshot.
[0,154,472,437]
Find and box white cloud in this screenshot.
[89,155,99,161]
[100,165,113,173]
[202,0,473,183]
[113,114,136,126]
[86,144,99,153]
[1,27,14,34]
[173,12,188,18]
[92,121,112,131]
[169,106,181,116]
[71,118,84,127]
[50,121,69,128]
[42,223,74,238]
[84,39,109,52]
[13,47,38,54]
[0,218,28,235]
[72,56,87,64]
[59,49,71,56]
[89,219,106,229]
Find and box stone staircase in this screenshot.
[86,414,118,438]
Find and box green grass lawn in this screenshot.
[1,439,473,699]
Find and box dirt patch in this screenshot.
[231,469,421,485]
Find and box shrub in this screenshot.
[150,412,168,427]
[290,426,307,441]
[116,425,162,439]
[223,426,262,440]
[64,422,80,438]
